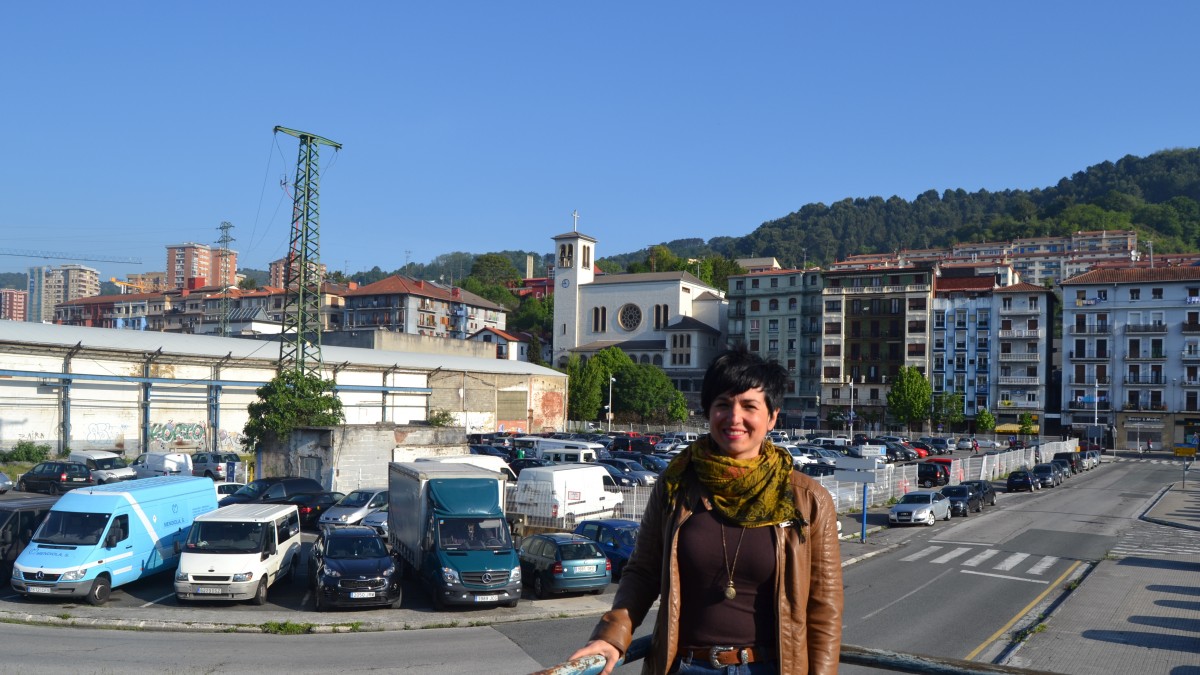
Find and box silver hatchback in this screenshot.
[319,487,388,526]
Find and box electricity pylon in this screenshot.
[274,126,341,378]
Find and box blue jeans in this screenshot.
[670,655,778,675]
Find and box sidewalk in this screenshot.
[1000,480,1200,674]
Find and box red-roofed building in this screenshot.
[469,326,534,361]
[342,275,506,339]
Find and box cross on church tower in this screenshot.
[572,209,579,232]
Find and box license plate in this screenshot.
[575,565,596,573]
[27,586,52,594]
[475,594,499,602]
[349,591,375,599]
[196,587,224,594]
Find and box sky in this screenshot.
[3,1,1198,282]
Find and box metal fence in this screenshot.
[505,482,653,535]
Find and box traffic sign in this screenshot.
[835,469,877,483]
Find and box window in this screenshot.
[735,280,744,290]
[825,300,841,312]
[770,278,778,288]
[768,319,779,332]
[768,299,779,311]
[618,304,641,331]
[750,300,760,311]
[788,298,797,310]
[1129,289,1141,301]
[749,319,760,332]
[787,318,797,331]
[1152,288,1163,300]
[751,279,759,289]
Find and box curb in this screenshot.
[1140,483,1200,533]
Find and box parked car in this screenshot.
[595,462,635,487]
[940,484,983,516]
[917,462,950,488]
[909,441,933,457]
[1031,463,1061,488]
[509,458,557,477]
[1049,459,1073,482]
[518,532,611,599]
[18,461,95,495]
[782,445,819,467]
[597,459,657,486]
[573,518,639,579]
[130,452,193,479]
[191,451,243,481]
[609,437,656,454]
[319,487,388,526]
[362,502,389,537]
[69,450,136,485]
[213,481,245,497]
[1006,469,1039,493]
[309,524,402,611]
[960,479,998,507]
[800,464,837,478]
[920,437,952,454]
[1053,452,1084,474]
[768,431,791,444]
[889,491,951,526]
[286,491,346,529]
[218,476,325,507]
[956,437,976,451]
[883,442,916,463]
[0,471,12,494]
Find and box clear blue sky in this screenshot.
[3,2,1197,281]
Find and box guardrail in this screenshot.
[530,636,1063,674]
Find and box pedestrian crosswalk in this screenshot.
[1109,521,1200,556]
[901,545,1061,582]
[1108,457,1193,465]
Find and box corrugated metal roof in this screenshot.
[0,322,562,377]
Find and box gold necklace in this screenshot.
[720,522,747,601]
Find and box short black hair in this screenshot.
[700,348,788,417]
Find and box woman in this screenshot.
[570,349,843,675]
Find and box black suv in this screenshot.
[609,437,655,454]
[218,476,324,507]
[1053,452,1083,474]
[960,480,998,507]
[18,461,95,495]
[309,525,401,611]
[917,462,949,488]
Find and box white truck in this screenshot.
[387,462,521,609]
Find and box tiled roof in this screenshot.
[471,326,524,343]
[994,282,1052,293]
[935,277,995,292]
[1062,267,1200,285]
[343,275,505,310]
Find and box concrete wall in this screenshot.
[323,329,496,359]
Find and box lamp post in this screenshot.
[607,376,616,432]
[847,376,855,439]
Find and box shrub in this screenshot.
[7,440,52,463]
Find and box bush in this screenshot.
[7,440,52,463]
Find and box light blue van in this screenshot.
[11,476,217,605]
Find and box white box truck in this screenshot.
[388,462,521,609]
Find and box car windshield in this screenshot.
[32,511,110,546]
[614,528,638,549]
[942,487,968,498]
[337,490,378,508]
[218,453,241,463]
[559,542,604,561]
[92,457,127,470]
[325,535,387,559]
[232,482,268,498]
[438,518,512,551]
[186,521,266,554]
[898,494,932,505]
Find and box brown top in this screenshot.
[677,506,778,649]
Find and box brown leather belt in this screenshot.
[679,646,774,668]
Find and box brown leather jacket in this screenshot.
[589,469,843,674]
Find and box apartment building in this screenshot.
[1061,266,1200,451]
[726,267,824,427]
[819,264,935,432]
[27,264,100,323]
[166,243,238,290]
[991,282,1055,432]
[343,275,506,339]
[268,257,327,289]
[0,288,28,322]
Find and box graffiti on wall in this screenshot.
[18,431,47,442]
[85,423,128,449]
[149,420,246,451]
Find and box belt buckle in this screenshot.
[707,646,749,669]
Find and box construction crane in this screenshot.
[109,277,151,294]
[0,249,142,265]
[274,126,341,378]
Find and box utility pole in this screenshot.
[217,221,234,337]
[274,126,341,378]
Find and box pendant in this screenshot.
[724,583,737,600]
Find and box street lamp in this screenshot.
[607,376,616,432]
[847,376,855,438]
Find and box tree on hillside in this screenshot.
[242,371,345,452]
[704,256,745,290]
[509,295,552,334]
[470,253,522,286]
[886,366,933,433]
[460,276,519,311]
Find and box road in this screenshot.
[0,460,1187,674]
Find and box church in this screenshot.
[550,229,727,412]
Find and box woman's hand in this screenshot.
[568,639,622,675]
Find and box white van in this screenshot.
[69,450,136,485]
[541,447,598,464]
[130,452,193,479]
[509,464,623,524]
[510,436,604,461]
[174,503,302,605]
[416,454,518,481]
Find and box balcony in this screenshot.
[729,308,745,319]
[1121,402,1169,412]
[1125,323,1168,334]
[998,329,1043,339]
[1125,351,1167,361]
[1068,400,1111,411]
[1068,376,1110,386]
[1124,375,1166,385]
[997,400,1040,409]
[1069,325,1110,335]
[1181,379,1200,387]
[1068,350,1110,361]
[998,376,1041,386]
[1182,323,1200,334]
[998,352,1040,362]
[1182,350,1200,361]
[1000,304,1041,315]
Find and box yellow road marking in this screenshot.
[965,559,1083,661]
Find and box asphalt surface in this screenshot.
[1,453,1196,675]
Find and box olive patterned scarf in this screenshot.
[661,435,800,528]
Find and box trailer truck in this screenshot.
[387,462,521,609]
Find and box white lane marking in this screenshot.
[962,549,1000,567]
[931,547,972,564]
[994,552,1029,571]
[861,569,955,621]
[1026,556,1059,576]
[961,569,1049,584]
[901,546,942,562]
[142,592,177,608]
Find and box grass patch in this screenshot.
[260,621,314,635]
[424,620,460,629]
[57,613,72,620]
[1012,622,1047,643]
[885,497,899,506]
